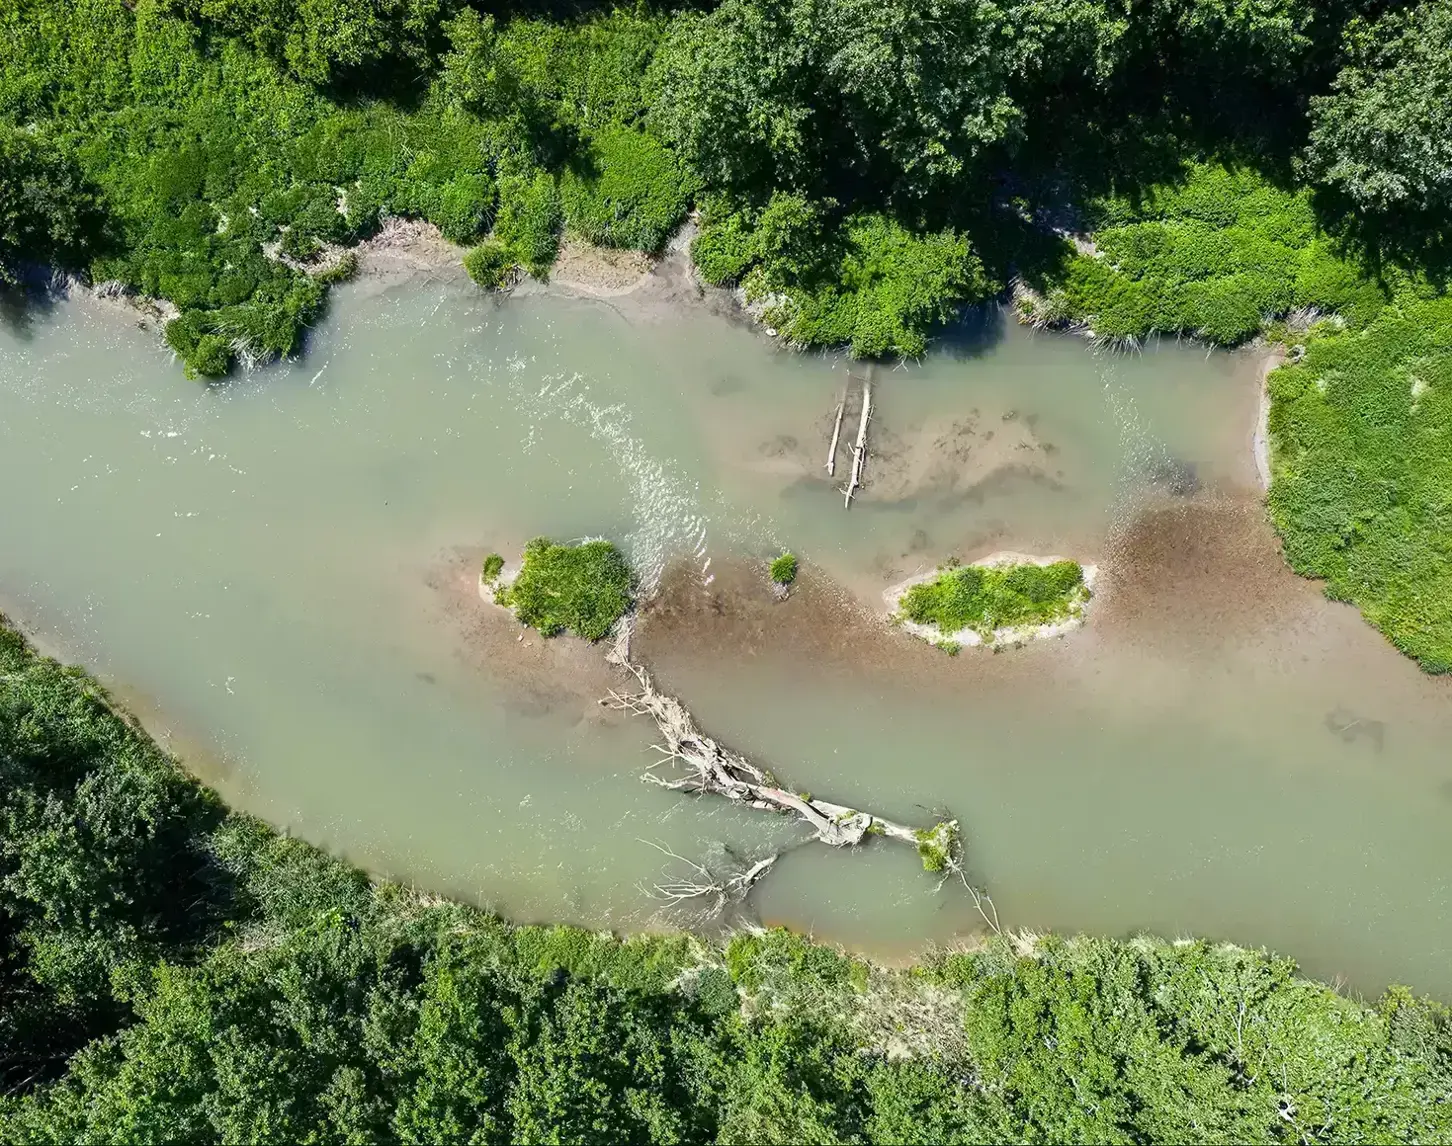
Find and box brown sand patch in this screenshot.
[425,548,626,726]
[633,557,1055,700]
[865,410,1056,504]
[1095,496,1315,645]
[548,236,653,296]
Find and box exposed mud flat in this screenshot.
[425,548,626,729]
[546,237,654,297]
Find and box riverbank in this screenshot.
[4,610,1450,1143]
[1253,344,1287,492]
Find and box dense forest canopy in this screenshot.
[0,0,1447,373]
[3,615,1452,1142]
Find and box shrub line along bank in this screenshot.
[4,612,1452,1142]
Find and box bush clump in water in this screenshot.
[914,821,958,873]
[506,537,634,640]
[769,551,798,585]
[481,553,505,583]
[900,560,1086,640]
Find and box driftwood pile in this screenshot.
[603,618,962,918]
[825,370,873,507]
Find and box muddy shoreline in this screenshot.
[1253,345,1286,492]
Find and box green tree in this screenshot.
[0,128,103,282]
[1307,0,1452,221]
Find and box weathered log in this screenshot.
[844,378,872,507]
[825,387,847,477]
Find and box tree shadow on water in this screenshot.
[932,304,1006,362]
[0,277,64,344]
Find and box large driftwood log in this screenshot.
[844,378,872,507]
[604,617,959,865]
[825,387,847,478]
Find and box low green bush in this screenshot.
[494,167,562,275]
[1024,164,1386,346]
[463,239,516,290]
[560,126,694,251]
[769,551,797,585]
[481,552,505,582]
[506,537,634,640]
[900,560,1085,638]
[1267,295,1452,672]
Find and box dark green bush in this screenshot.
[696,199,995,358]
[560,126,693,251]
[506,538,634,641]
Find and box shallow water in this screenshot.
[3,264,1450,995]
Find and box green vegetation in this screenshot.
[462,238,516,290]
[768,551,797,585]
[1267,296,1452,673]
[1020,164,1386,346]
[914,821,959,874]
[899,560,1088,640]
[0,126,103,283]
[560,125,695,252]
[480,552,504,583]
[502,537,633,641]
[695,197,993,357]
[4,614,1452,1142]
[9,0,1446,372]
[1307,0,1452,232]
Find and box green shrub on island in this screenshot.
[1268,295,1452,673]
[914,821,958,873]
[900,560,1086,640]
[1021,165,1385,346]
[506,537,634,641]
[769,551,797,585]
[481,552,505,582]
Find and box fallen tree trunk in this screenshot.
[825,387,847,477]
[844,378,872,507]
[604,617,959,868]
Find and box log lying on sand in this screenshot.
[825,387,847,477]
[604,617,960,867]
[844,378,872,508]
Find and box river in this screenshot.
[3,253,1450,996]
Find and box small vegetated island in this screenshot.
[481,536,634,641]
[480,537,963,881]
[889,555,1093,655]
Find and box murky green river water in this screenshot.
[3,259,1450,995]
